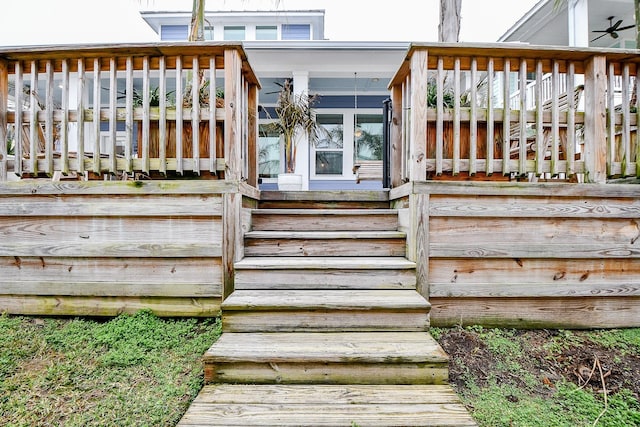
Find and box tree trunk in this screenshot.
[438,0,462,42]
[189,0,205,41]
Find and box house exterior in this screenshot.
[140,9,409,190]
[499,0,636,49]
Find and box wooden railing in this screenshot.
[389,43,640,184]
[0,43,260,184]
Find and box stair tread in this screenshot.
[222,290,430,311]
[204,332,448,363]
[245,230,406,239]
[235,256,416,270]
[251,209,398,215]
[178,384,478,426]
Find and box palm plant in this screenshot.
[266,80,323,173]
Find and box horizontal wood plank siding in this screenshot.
[406,182,640,328]
[0,181,230,316]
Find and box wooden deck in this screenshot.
[180,191,477,426]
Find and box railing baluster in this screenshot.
[486,58,494,175]
[209,56,216,174]
[518,58,527,175]
[76,59,85,175]
[142,56,150,174]
[159,56,167,175]
[92,58,101,174]
[622,63,631,177]
[192,56,200,174]
[29,60,38,175]
[44,60,54,176]
[125,56,134,173]
[469,57,477,176]
[436,56,444,176]
[0,59,6,181]
[535,60,544,176]
[453,57,460,175]
[60,59,69,175]
[637,65,640,178]
[551,60,560,176]
[403,76,410,181]
[14,62,23,176]
[108,57,117,174]
[176,55,183,175]
[502,58,510,175]
[607,62,616,176]
[566,62,576,176]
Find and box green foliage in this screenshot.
[0,311,221,426]
[587,329,640,356]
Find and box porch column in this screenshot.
[568,0,589,47]
[292,71,310,190]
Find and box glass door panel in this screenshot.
[315,114,344,175]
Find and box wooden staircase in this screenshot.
[178,191,477,426]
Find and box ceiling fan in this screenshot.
[591,16,635,42]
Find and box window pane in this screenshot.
[282,24,310,40]
[204,26,214,40]
[355,114,383,161]
[316,152,343,175]
[317,114,343,149]
[224,26,245,40]
[256,26,277,40]
[160,25,188,41]
[259,125,280,178]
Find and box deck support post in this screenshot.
[583,55,608,183]
[225,49,243,181]
[409,49,428,182]
[0,59,7,181]
[408,191,429,299]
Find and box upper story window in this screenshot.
[281,24,311,40]
[256,25,277,40]
[160,25,189,41]
[224,26,245,40]
[204,26,214,40]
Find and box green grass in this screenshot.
[435,327,640,427]
[0,310,221,427]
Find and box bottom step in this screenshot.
[178,384,477,426]
[203,332,448,385]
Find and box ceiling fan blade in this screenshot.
[591,30,609,33]
[591,33,608,42]
[616,24,635,31]
[612,19,624,30]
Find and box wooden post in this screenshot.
[409,192,429,299]
[222,192,241,300]
[410,49,428,182]
[246,83,259,187]
[390,84,403,187]
[224,49,243,182]
[583,55,607,183]
[0,58,7,181]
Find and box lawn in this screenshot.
[1,311,639,426]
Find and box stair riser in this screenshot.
[204,363,449,385]
[258,201,390,210]
[222,310,430,332]
[234,269,416,290]
[251,214,398,231]
[244,239,406,257]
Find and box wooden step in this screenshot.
[251,209,398,231]
[259,190,390,210]
[178,384,478,426]
[234,257,416,290]
[203,332,448,385]
[244,231,406,257]
[222,290,430,332]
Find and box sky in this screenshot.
[0,0,541,47]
